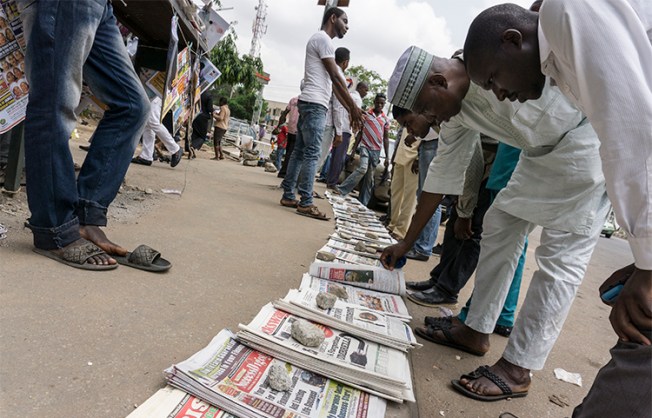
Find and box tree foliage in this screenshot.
[348,65,388,110]
[209,32,263,92]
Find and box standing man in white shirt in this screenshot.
[326,81,367,189]
[463,2,651,416]
[279,7,363,220]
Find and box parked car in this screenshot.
[602,207,619,238]
[223,117,256,147]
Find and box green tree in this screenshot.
[348,65,388,109]
[209,32,263,92]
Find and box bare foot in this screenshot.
[50,238,116,265]
[431,319,491,354]
[80,225,128,257]
[460,358,531,396]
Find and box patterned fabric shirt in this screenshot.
[359,109,389,151]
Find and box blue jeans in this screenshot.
[337,146,380,206]
[414,140,442,256]
[281,101,327,207]
[20,0,150,250]
[275,147,285,170]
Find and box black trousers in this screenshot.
[277,133,296,177]
[429,179,492,298]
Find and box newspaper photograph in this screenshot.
[127,386,235,418]
[300,275,411,321]
[308,262,405,296]
[166,329,386,418]
[275,288,418,351]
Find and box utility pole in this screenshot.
[249,0,267,128]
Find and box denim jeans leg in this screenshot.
[414,140,441,255]
[327,132,350,187]
[281,116,306,201]
[295,103,327,207]
[21,0,108,249]
[76,1,150,226]
[338,146,370,195]
[275,147,285,170]
[358,149,379,206]
[281,101,327,206]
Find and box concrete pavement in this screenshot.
[0,133,632,417]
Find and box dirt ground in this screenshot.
[0,123,632,418]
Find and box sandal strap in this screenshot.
[461,366,513,396]
[61,241,105,265]
[425,316,453,329]
[127,245,160,266]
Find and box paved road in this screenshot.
[0,137,632,417]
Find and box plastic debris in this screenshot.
[161,189,182,195]
[554,368,582,387]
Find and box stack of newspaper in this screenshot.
[273,286,420,351]
[127,386,235,418]
[238,304,415,403]
[163,329,387,417]
[299,274,411,321]
[308,261,406,296]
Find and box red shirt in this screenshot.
[359,109,389,151]
[277,125,289,149]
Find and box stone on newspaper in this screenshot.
[339,231,352,240]
[365,232,378,239]
[291,319,325,347]
[364,246,377,254]
[316,291,337,309]
[351,214,359,219]
[268,362,292,392]
[354,241,368,252]
[327,284,349,300]
[316,251,336,262]
[264,162,277,173]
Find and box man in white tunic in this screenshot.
[381,46,609,401]
[463,2,651,415]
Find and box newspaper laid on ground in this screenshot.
[309,261,406,296]
[127,386,235,418]
[317,243,382,268]
[273,288,419,352]
[300,274,411,321]
[165,329,387,418]
[237,304,415,403]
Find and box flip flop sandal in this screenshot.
[424,315,454,328]
[451,365,528,401]
[313,191,324,199]
[280,198,299,208]
[414,326,486,356]
[296,205,330,221]
[33,239,118,271]
[112,244,171,272]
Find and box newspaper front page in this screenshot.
[308,262,405,296]
[128,386,235,418]
[166,329,386,418]
[300,275,411,321]
[274,288,418,351]
[317,245,381,267]
[238,304,414,402]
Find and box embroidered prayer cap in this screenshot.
[388,46,435,110]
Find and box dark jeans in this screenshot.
[20,0,149,250]
[430,179,492,298]
[278,133,296,177]
[326,132,351,187]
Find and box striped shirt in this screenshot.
[359,109,389,151]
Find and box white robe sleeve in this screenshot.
[541,0,652,268]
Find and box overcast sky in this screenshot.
[217,0,533,104]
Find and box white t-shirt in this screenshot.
[299,30,335,108]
